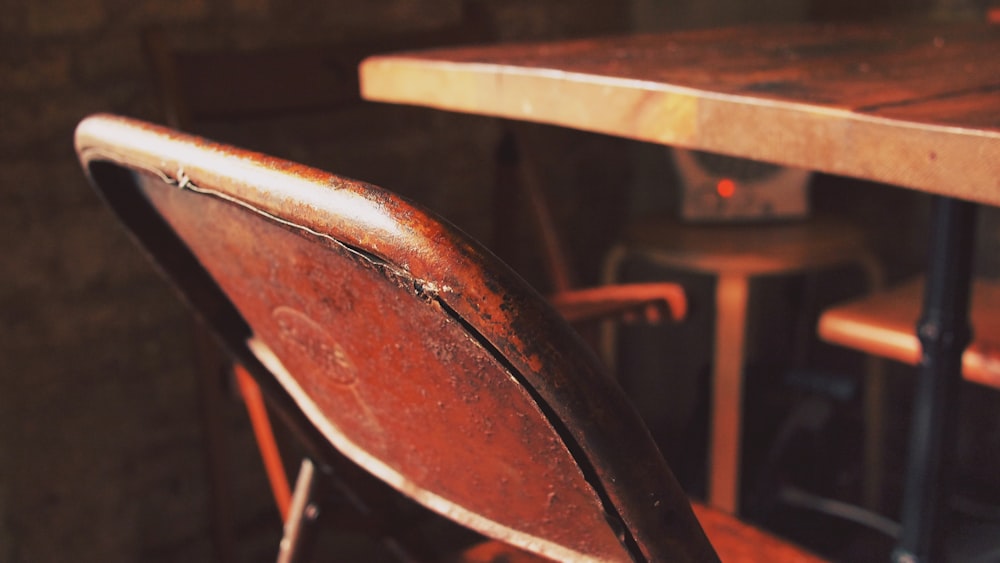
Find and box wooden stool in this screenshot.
[604,217,883,514]
[819,276,1000,511]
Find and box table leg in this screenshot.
[893,196,976,563]
[709,273,750,514]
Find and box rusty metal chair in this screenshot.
[77,113,825,561]
[142,17,687,558]
[140,11,504,555]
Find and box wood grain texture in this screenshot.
[360,23,1000,204]
[819,276,1000,389]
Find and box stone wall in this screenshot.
[1,1,632,561]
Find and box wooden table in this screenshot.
[360,23,1000,562]
[362,24,999,204]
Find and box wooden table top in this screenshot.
[360,23,1000,205]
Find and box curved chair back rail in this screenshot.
[75,114,716,562]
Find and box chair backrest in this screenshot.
[75,114,717,562]
[142,13,592,303]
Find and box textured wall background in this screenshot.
[0,1,632,561]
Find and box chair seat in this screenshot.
[818,276,1000,389]
[454,501,826,562]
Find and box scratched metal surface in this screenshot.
[75,114,717,562]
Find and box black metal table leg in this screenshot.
[893,196,977,563]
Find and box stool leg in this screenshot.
[709,273,750,514]
[856,252,887,513]
[863,357,887,512]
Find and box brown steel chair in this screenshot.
[143,17,687,552]
[76,113,824,562]
[140,7,503,544]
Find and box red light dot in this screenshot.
[716,178,736,199]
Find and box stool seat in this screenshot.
[818,276,1000,389]
[619,216,872,276]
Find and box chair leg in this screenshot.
[235,364,292,519]
[276,459,324,563]
[853,252,887,512]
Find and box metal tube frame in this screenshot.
[893,196,977,563]
[277,459,324,563]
